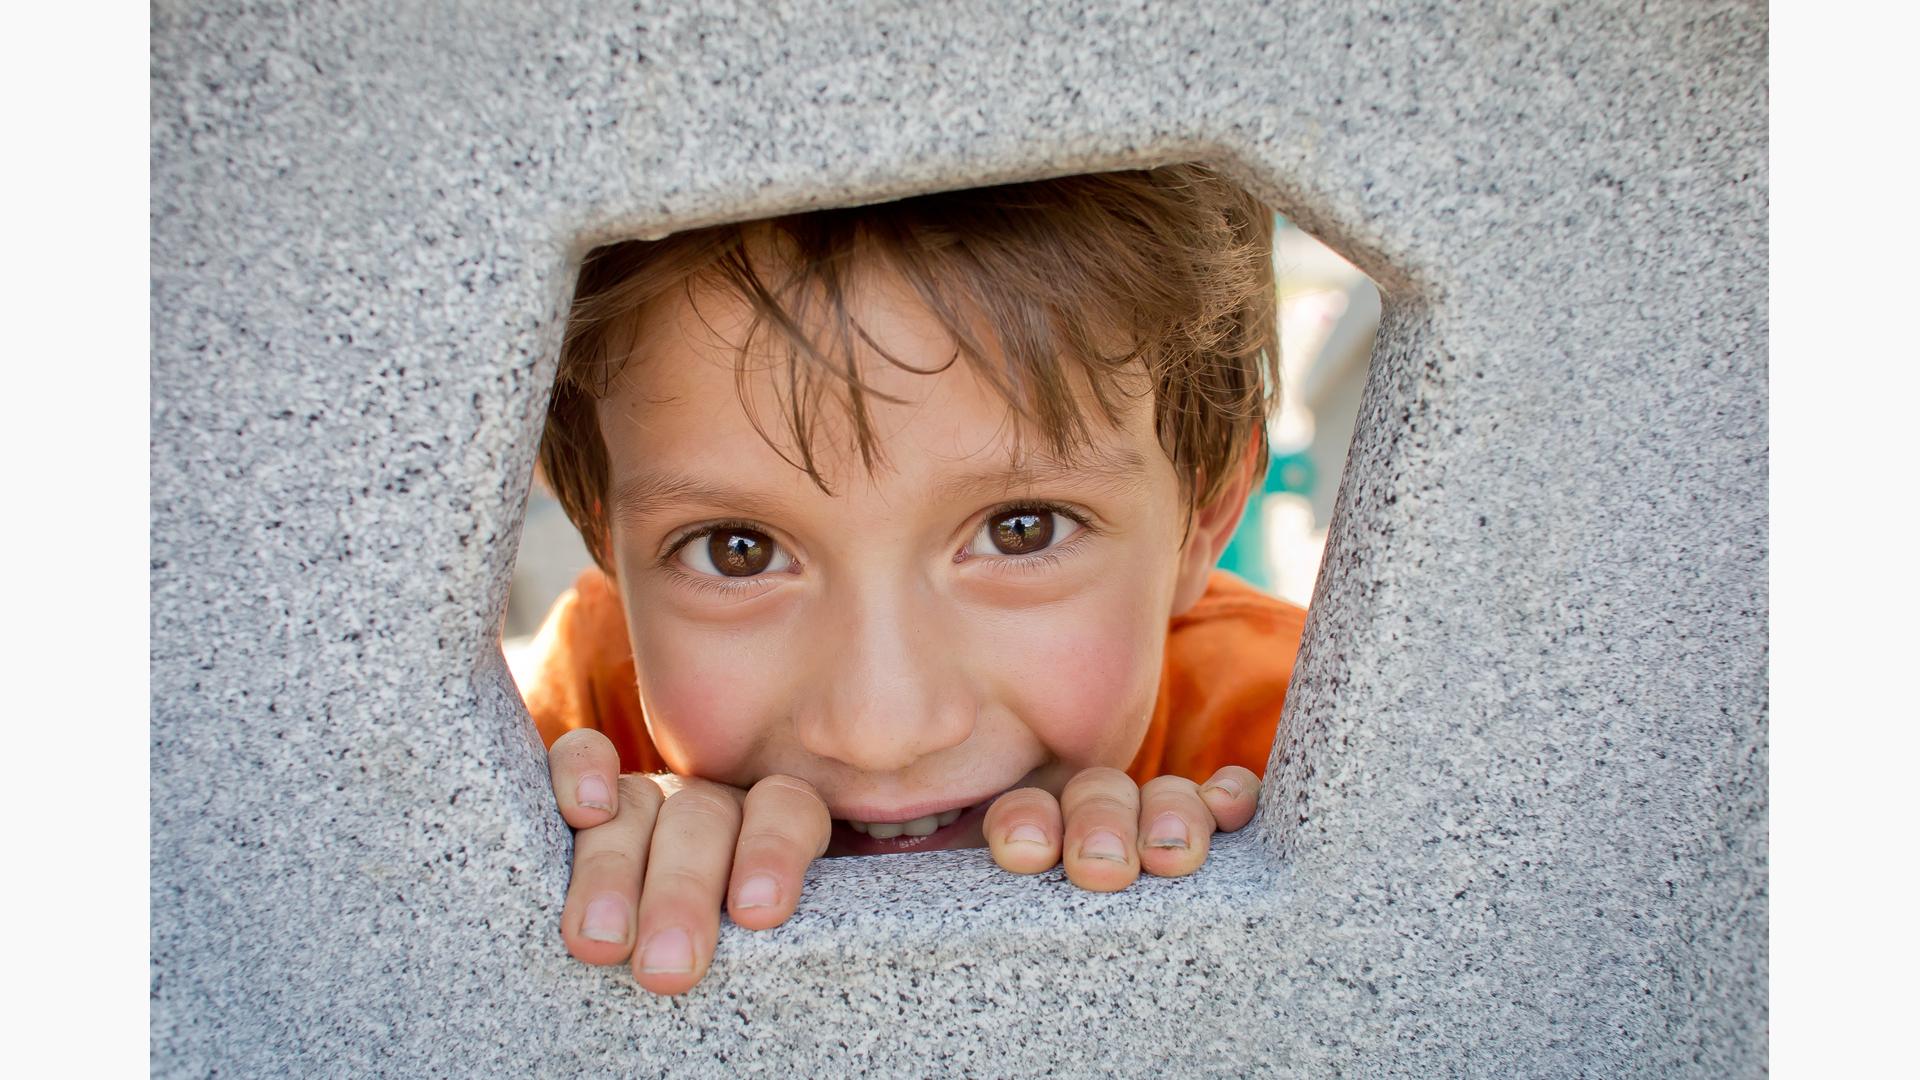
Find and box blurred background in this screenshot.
[502,216,1378,672]
[1216,214,1380,609]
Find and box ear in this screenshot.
[1169,440,1263,616]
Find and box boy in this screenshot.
[521,164,1307,995]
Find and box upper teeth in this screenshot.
[847,806,965,838]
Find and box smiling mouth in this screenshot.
[844,806,968,838]
[825,800,991,856]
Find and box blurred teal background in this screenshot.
[1211,215,1378,605]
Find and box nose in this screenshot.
[793,583,976,773]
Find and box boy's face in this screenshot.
[596,262,1231,856]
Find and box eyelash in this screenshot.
[962,500,1099,576]
[657,501,1099,592]
[659,519,792,596]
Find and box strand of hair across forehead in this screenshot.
[538,163,1283,574]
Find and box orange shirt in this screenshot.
[521,568,1305,785]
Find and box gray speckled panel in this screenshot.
[152,1,1767,1074]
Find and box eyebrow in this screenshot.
[610,444,1152,527]
[930,444,1151,504]
[609,472,802,527]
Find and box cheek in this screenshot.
[983,605,1163,766]
[628,621,774,779]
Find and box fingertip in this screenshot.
[561,804,616,831]
[551,726,620,768]
[727,907,790,933]
[983,790,1063,874]
[1201,767,1257,801]
[564,932,633,967]
[1202,765,1257,796]
[633,966,700,997]
[567,771,617,821]
[1139,828,1209,879]
[562,893,636,966]
[631,923,708,996]
[1131,805,1204,877]
[550,729,624,825]
[554,777,619,830]
[1139,849,1198,879]
[1199,768,1260,833]
[727,870,796,930]
[1063,849,1139,893]
[990,822,1059,874]
[1063,823,1141,892]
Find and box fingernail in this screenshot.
[736,873,779,910]
[581,895,628,943]
[1203,778,1242,800]
[640,927,694,974]
[1146,812,1190,850]
[1080,829,1127,862]
[576,774,613,812]
[1006,823,1048,846]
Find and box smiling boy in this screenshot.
[521,164,1307,994]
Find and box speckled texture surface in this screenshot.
[152,1,1767,1074]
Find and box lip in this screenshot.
[828,787,1012,826]
[824,799,994,858]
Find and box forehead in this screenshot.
[596,258,1158,492]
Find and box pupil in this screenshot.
[708,529,773,576]
[991,511,1053,555]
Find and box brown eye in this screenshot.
[706,528,775,576]
[989,509,1054,555]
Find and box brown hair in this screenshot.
[541,163,1278,573]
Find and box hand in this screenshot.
[546,728,831,996]
[981,765,1260,891]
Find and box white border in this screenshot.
[1773,3,1916,1073]
[0,5,150,1072]
[9,1,1886,1071]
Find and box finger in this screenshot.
[548,727,623,829]
[1135,775,1213,879]
[1058,767,1140,892]
[727,775,832,931]
[982,787,1063,874]
[632,780,744,995]
[560,774,664,966]
[1197,766,1260,833]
